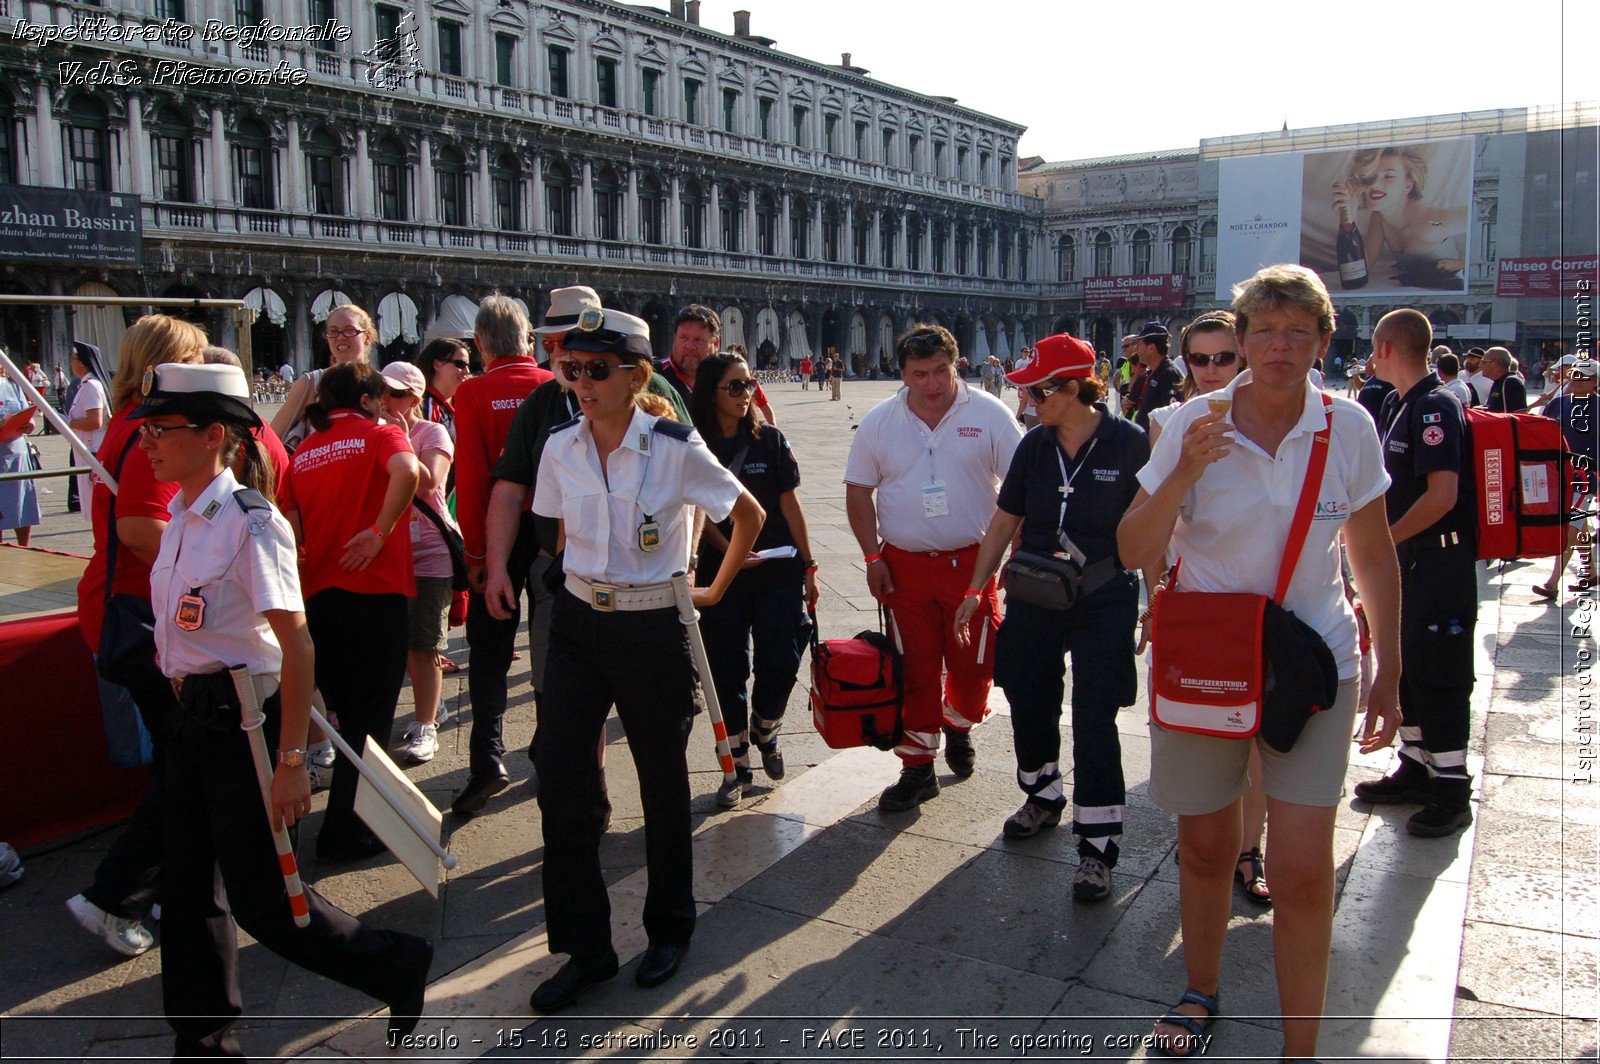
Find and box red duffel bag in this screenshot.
[809,608,904,751]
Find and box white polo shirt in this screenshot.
[150,467,304,679]
[533,406,742,586]
[844,381,1023,552]
[1137,371,1391,680]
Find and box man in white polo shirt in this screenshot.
[845,323,1023,811]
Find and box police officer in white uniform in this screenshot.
[136,364,432,1056]
[526,309,764,1011]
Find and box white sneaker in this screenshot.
[402,723,439,764]
[307,740,335,791]
[66,894,154,957]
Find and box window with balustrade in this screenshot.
[908,134,921,173]
[596,58,618,108]
[822,202,841,262]
[978,150,990,185]
[791,105,806,147]
[852,212,869,265]
[1017,233,1029,281]
[1057,234,1075,282]
[880,215,895,268]
[977,229,992,277]
[372,137,407,220]
[492,153,522,230]
[721,89,739,134]
[435,146,468,227]
[594,165,622,241]
[683,79,701,125]
[155,0,184,21]
[933,140,945,177]
[234,118,273,209]
[307,128,343,215]
[997,232,1011,279]
[639,173,665,244]
[756,190,778,255]
[307,0,333,46]
[680,178,705,247]
[956,226,970,274]
[234,0,261,24]
[1094,230,1113,277]
[65,97,110,192]
[152,109,194,202]
[642,70,660,116]
[495,34,516,87]
[932,227,947,273]
[1200,220,1217,274]
[823,113,838,154]
[758,98,774,141]
[907,218,923,271]
[881,129,896,168]
[548,46,569,98]
[436,21,463,76]
[719,184,742,251]
[790,195,809,257]
[545,159,575,236]
[853,121,867,160]
[1171,225,1193,276]
[1132,228,1152,275]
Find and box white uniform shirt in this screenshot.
[1137,371,1391,680]
[1443,377,1474,406]
[67,376,107,454]
[532,406,742,586]
[150,467,304,678]
[1462,371,1492,406]
[843,381,1023,551]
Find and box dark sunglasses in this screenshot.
[446,358,471,371]
[718,379,755,397]
[1026,383,1064,403]
[560,359,636,382]
[1187,352,1239,368]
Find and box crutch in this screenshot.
[307,702,457,871]
[0,346,119,492]
[229,666,311,928]
[669,572,737,788]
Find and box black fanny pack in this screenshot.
[1003,551,1120,610]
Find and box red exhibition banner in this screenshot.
[1083,273,1187,311]
[1495,255,1600,298]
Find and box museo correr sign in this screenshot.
[0,185,143,266]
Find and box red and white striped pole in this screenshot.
[230,666,310,928]
[671,572,737,785]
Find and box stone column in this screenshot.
[34,80,61,186]
[284,116,305,213]
[531,155,546,234]
[745,185,757,255]
[476,144,492,227]
[417,135,436,225]
[210,105,231,205]
[843,201,854,262]
[626,167,639,242]
[290,284,312,372]
[578,158,594,237]
[779,191,791,256]
[869,209,882,267]
[811,198,823,260]
[354,128,372,217]
[668,174,681,246]
[709,181,722,249]
[125,95,150,198]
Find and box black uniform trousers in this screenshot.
[84,659,177,920]
[161,671,423,1057]
[535,590,696,960]
[305,589,408,842]
[697,558,808,755]
[994,578,1139,865]
[1396,541,1478,782]
[465,515,539,777]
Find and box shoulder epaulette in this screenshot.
[651,417,694,441]
[232,488,272,514]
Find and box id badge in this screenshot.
[638,516,662,552]
[175,592,206,632]
[922,481,950,518]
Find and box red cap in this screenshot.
[1005,334,1095,386]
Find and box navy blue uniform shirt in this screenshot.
[997,408,1149,568]
[1358,376,1396,425]
[1487,373,1528,413]
[1132,359,1183,432]
[704,425,801,555]
[1379,372,1477,545]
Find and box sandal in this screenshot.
[1152,988,1220,1058]
[1532,584,1558,601]
[1236,847,1272,906]
[437,653,461,674]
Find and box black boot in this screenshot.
[1353,757,1430,805]
[1407,777,1473,837]
[878,763,939,812]
[942,726,976,778]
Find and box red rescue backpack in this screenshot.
[809,609,904,751]
[1466,408,1576,560]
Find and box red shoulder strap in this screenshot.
[1273,393,1334,604]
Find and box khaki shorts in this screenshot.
[1147,677,1361,814]
[407,576,454,653]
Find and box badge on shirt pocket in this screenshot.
[175,591,206,632]
[638,515,662,552]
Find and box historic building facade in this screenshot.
[1023,105,1597,373]
[0,0,1042,372]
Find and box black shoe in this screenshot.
[1407,801,1473,837]
[943,727,976,778]
[383,934,434,1039]
[754,739,786,781]
[878,764,939,812]
[635,943,687,988]
[528,952,619,1013]
[316,826,387,862]
[1353,762,1430,805]
[451,767,510,816]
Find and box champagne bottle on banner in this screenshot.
[1336,203,1369,289]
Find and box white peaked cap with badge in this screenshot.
[131,363,262,427]
[559,308,654,360]
[534,286,603,335]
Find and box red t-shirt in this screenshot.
[278,412,416,599]
[254,421,291,487]
[77,408,180,651]
[453,356,553,560]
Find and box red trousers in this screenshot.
[882,543,1000,766]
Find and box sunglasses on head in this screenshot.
[1187,351,1239,368]
[718,379,755,397]
[560,359,636,382]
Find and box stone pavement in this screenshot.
[1,379,1595,1062]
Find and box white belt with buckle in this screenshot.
[565,573,676,612]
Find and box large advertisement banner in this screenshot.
[1217,137,1474,300]
[1496,255,1600,298]
[0,185,143,266]
[1083,273,1187,311]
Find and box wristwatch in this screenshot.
[277,748,308,767]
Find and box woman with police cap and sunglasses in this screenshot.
[952,334,1150,904]
[689,352,821,810]
[527,309,764,1012]
[134,362,432,1057]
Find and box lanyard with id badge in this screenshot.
[634,426,662,553]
